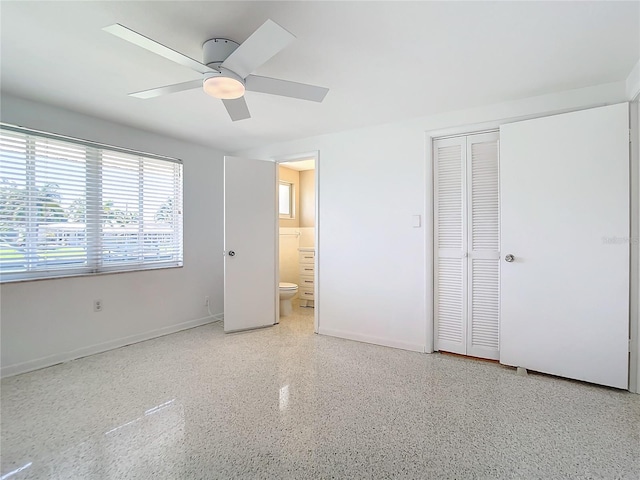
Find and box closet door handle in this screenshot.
[505,254,514,263]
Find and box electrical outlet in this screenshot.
[94,300,102,312]
[204,296,210,307]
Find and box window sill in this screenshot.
[0,264,183,285]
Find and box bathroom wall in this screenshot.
[299,227,315,248]
[279,227,300,286]
[279,165,300,228]
[299,169,315,227]
[299,169,315,248]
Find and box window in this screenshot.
[279,181,293,218]
[0,125,183,282]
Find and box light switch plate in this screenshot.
[412,215,421,227]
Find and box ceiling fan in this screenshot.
[103,19,329,121]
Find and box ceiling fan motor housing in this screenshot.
[202,38,240,68]
[203,68,244,86]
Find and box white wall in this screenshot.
[626,59,640,101]
[3,81,637,390]
[0,95,224,377]
[237,81,632,356]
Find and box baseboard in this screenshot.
[318,327,425,353]
[1,313,223,378]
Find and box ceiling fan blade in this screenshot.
[103,24,216,75]
[221,19,295,79]
[130,80,203,99]
[245,75,329,103]
[222,97,251,121]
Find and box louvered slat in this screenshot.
[436,144,463,249]
[471,140,499,251]
[437,257,464,344]
[471,259,500,349]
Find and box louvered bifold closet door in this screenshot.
[434,137,467,355]
[466,132,500,360]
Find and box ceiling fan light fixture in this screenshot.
[203,70,245,100]
[105,20,328,121]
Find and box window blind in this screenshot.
[0,125,183,282]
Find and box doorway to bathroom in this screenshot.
[275,152,319,333]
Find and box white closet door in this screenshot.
[500,103,629,389]
[467,133,500,360]
[434,137,467,355]
[435,133,500,360]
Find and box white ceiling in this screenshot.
[1,1,638,152]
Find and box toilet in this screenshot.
[279,282,298,316]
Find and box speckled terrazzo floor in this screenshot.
[1,303,639,480]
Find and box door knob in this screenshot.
[228,250,236,257]
[505,254,514,263]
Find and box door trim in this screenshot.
[629,100,639,394]
[426,123,506,354]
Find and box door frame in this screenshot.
[425,104,638,393]
[272,150,320,334]
[426,122,504,355]
[630,98,639,394]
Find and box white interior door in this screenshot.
[224,156,277,332]
[500,103,629,389]
[434,133,500,360]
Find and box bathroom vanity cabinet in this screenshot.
[298,247,315,307]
